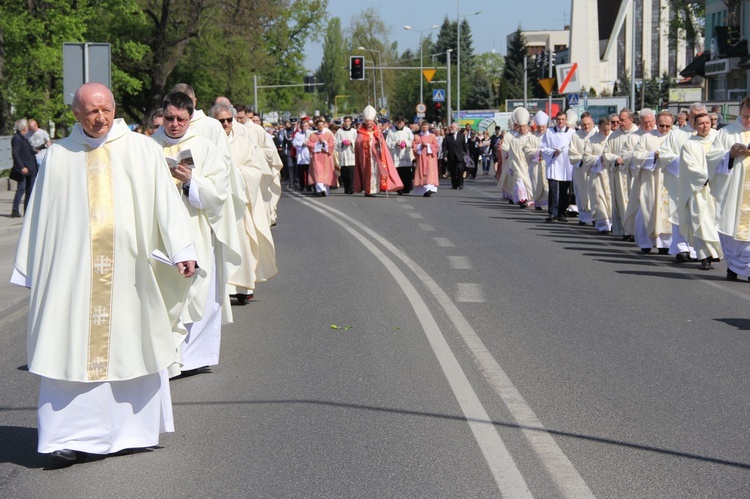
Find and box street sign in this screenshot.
[538,78,556,96]
[63,42,111,105]
[556,63,581,94]
[567,94,579,107]
[583,90,588,110]
[432,89,446,102]
[422,69,436,83]
[416,113,425,119]
[416,103,427,113]
[380,108,388,116]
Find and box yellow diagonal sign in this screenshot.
[422,69,437,83]
[538,77,556,96]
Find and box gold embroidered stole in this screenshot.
[86,145,115,381]
[735,131,750,240]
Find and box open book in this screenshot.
[165,149,195,169]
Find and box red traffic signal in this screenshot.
[434,102,442,109]
[350,56,365,80]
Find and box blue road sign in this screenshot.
[432,89,446,102]
[567,93,579,107]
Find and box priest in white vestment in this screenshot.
[212,103,277,303]
[677,113,721,270]
[387,117,415,194]
[525,111,549,210]
[244,112,284,224]
[706,97,750,281]
[500,107,535,208]
[540,111,576,221]
[583,117,613,232]
[151,92,243,374]
[624,110,673,253]
[335,116,358,194]
[603,108,640,238]
[569,113,597,225]
[12,83,198,461]
[658,102,707,261]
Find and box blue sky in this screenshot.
[304,0,572,70]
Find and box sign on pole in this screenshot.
[567,94,579,107]
[63,42,111,105]
[416,103,427,114]
[432,89,446,102]
[538,78,556,96]
[555,63,580,94]
[422,69,436,83]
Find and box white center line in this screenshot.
[456,283,485,302]
[401,204,415,210]
[448,256,473,270]
[434,237,455,247]
[408,212,424,219]
[418,223,435,232]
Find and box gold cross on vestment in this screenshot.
[94,255,113,275]
[91,305,109,325]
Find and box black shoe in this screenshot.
[641,248,652,254]
[545,217,555,222]
[727,269,738,281]
[423,191,432,197]
[658,248,669,255]
[508,200,514,204]
[622,235,630,241]
[578,221,587,226]
[51,449,82,462]
[535,206,543,211]
[557,215,568,222]
[699,258,712,270]
[519,201,527,209]
[10,211,21,218]
[235,294,247,305]
[675,252,690,263]
[458,185,463,189]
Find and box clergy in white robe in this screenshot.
[387,117,415,194]
[569,115,597,224]
[603,109,640,237]
[335,116,358,194]
[212,104,277,303]
[540,111,576,220]
[624,110,673,252]
[244,117,284,224]
[12,83,197,459]
[583,118,613,232]
[526,111,550,210]
[152,92,243,374]
[500,107,535,208]
[658,102,707,261]
[677,114,721,269]
[706,98,750,280]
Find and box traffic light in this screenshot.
[434,102,442,122]
[350,56,365,80]
[303,76,315,93]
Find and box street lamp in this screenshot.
[358,46,385,110]
[404,24,439,105]
[456,6,483,117]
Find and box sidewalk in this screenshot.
[0,179,26,235]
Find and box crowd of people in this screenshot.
[12,82,282,463]
[496,98,750,277]
[10,118,51,218]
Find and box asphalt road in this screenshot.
[0,176,748,497]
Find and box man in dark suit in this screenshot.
[11,119,38,217]
[442,122,468,189]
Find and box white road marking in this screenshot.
[300,194,594,499]
[456,283,485,302]
[448,256,473,270]
[401,204,415,210]
[434,237,455,247]
[408,212,425,220]
[418,223,435,232]
[294,194,533,498]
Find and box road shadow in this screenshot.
[615,270,728,280]
[714,318,750,330]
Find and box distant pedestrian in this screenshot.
[10,119,37,217]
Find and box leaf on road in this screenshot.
[330,324,340,329]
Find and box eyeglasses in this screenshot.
[610,120,620,124]
[164,116,189,124]
[657,123,671,128]
[218,117,233,124]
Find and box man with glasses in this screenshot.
[603,108,640,238]
[151,91,243,376]
[624,109,674,253]
[609,114,621,132]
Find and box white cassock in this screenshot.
[583,132,613,232]
[569,128,596,221]
[245,121,283,225]
[706,120,750,276]
[151,128,243,373]
[500,132,534,205]
[12,119,197,454]
[625,130,672,250]
[540,126,575,181]
[658,124,697,257]
[227,128,277,296]
[386,126,414,167]
[678,131,722,261]
[603,126,640,236]
[335,127,357,167]
[523,133,548,208]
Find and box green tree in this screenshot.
[316,17,348,107]
[501,27,527,103]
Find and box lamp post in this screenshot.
[456,6,483,118]
[359,46,385,110]
[446,49,453,126]
[404,24,439,105]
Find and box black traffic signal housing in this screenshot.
[434,101,442,122]
[304,76,315,93]
[350,56,365,80]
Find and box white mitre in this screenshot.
[566,109,578,127]
[363,105,376,121]
[533,110,549,126]
[512,107,530,126]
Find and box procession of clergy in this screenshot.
[498,98,750,276]
[11,82,295,463]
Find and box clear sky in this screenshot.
[304,0,573,71]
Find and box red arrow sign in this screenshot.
[558,63,578,94]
